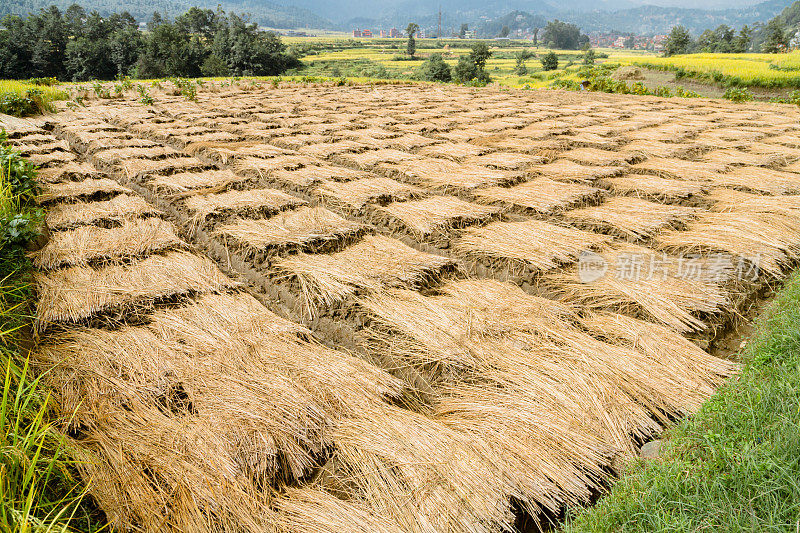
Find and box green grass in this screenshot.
[567,273,800,532]
[0,136,103,532]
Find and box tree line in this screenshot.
[0,5,301,81]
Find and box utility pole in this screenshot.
[438,6,441,39]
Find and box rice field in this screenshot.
[629,50,800,88]
[6,80,800,532]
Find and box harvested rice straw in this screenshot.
[35,250,235,326]
[531,159,625,183]
[564,197,698,241]
[598,174,709,201]
[387,133,441,151]
[334,149,419,170]
[545,244,730,333]
[358,280,731,452]
[39,178,131,203]
[32,218,183,269]
[233,155,316,177]
[376,196,501,240]
[270,165,368,189]
[301,140,367,159]
[69,413,281,533]
[315,177,425,211]
[559,147,637,166]
[551,133,620,150]
[37,161,103,183]
[45,194,158,229]
[91,146,180,167]
[275,234,455,314]
[120,157,208,179]
[217,206,366,257]
[709,167,800,195]
[28,151,77,167]
[84,137,160,154]
[149,169,248,195]
[455,220,609,273]
[762,133,800,148]
[701,149,786,167]
[619,139,702,159]
[748,142,800,160]
[328,403,516,533]
[184,187,306,225]
[579,311,738,382]
[383,158,515,191]
[708,188,800,216]
[274,487,405,533]
[474,178,603,214]
[463,151,546,170]
[657,211,800,277]
[269,133,329,150]
[12,139,70,155]
[624,123,700,142]
[630,157,727,181]
[418,142,490,160]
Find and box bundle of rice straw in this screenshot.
[657,211,800,277]
[630,157,727,180]
[474,178,603,214]
[701,149,786,167]
[382,158,515,191]
[37,161,102,183]
[559,147,636,167]
[619,139,702,159]
[217,206,366,257]
[315,177,425,211]
[708,188,800,216]
[545,244,730,332]
[376,196,501,240]
[563,197,698,241]
[709,167,800,195]
[455,220,609,273]
[184,187,306,224]
[39,178,131,203]
[149,169,249,195]
[418,141,490,160]
[35,250,235,326]
[45,194,159,230]
[598,174,709,201]
[334,148,419,169]
[531,159,625,183]
[275,234,455,314]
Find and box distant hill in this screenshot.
[0,0,788,34]
[560,0,792,34]
[0,0,333,29]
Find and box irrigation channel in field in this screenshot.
[8,81,800,532]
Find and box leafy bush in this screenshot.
[654,85,672,97]
[541,51,559,71]
[723,86,754,102]
[27,77,58,86]
[0,90,48,117]
[417,53,452,82]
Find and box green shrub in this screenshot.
[27,77,58,86]
[654,85,672,97]
[723,86,754,102]
[541,51,559,71]
[417,53,452,82]
[676,86,701,98]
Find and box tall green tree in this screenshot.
[664,25,692,56]
[406,22,419,58]
[762,18,788,52]
[540,20,588,50]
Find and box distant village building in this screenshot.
[462,29,476,39]
[352,29,361,37]
[352,28,374,38]
[380,28,401,38]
